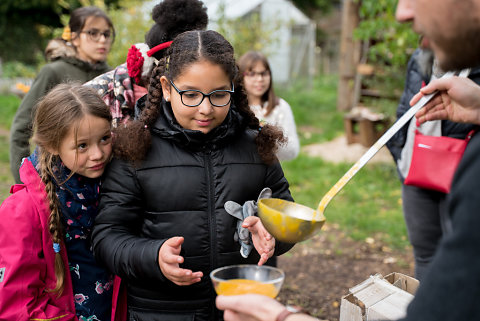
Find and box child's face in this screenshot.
[242,61,271,102]
[161,60,232,134]
[72,16,112,64]
[56,114,112,179]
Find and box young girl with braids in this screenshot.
[85,0,208,127]
[91,30,295,321]
[0,84,118,320]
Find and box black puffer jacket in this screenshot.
[92,101,294,320]
[386,49,479,180]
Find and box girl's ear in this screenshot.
[160,76,171,101]
[70,32,80,48]
[45,145,59,156]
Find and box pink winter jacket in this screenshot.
[0,159,126,321]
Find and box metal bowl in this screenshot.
[210,264,284,298]
[257,198,326,243]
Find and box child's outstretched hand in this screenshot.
[158,236,203,286]
[243,216,275,266]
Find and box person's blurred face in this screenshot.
[72,16,112,64]
[396,0,480,70]
[242,61,271,104]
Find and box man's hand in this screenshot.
[413,76,480,125]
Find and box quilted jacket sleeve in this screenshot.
[92,158,167,282]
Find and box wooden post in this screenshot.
[337,0,361,111]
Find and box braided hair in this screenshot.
[31,83,112,294]
[114,30,285,164]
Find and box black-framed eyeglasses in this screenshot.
[81,29,114,42]
[243,70,270,78]
[170,80,234,107]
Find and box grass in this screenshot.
[279,75,345,145]
[281,155,407,248]
[0,76,409,249]
[0,94,21,129]
[0,94,19,201]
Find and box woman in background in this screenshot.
[238,51,300,161]
[9,6,114,184]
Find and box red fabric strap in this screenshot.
[147,41,173,57]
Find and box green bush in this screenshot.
[1,61,40,79]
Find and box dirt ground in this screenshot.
[276,137,414,321]
[277,223,414,321]
[302,135,393,164]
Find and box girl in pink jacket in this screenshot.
[0,83,121,320]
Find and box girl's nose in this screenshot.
[90,144,104,160]
[197,97,214,114]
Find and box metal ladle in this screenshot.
[258,70,467,243]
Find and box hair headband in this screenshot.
[127,41,173,84]
[147,41,173,57]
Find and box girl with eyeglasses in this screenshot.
[238,51,300,161]
[91,30,295,321]
[10,6,114,184]
[85,0,208,128]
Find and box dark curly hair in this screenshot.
[114,30,285,165]
[145,0,208,61]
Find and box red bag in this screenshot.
[404,130,475,193]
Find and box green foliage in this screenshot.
[0,0,122,64]
[291,0,340,17]
[107,2,152,67]
[281,155,407,248]
[215,5,281,59]
[0,95,21,129]
[354,0,419,69]
[1,61,41,78]
[277,75,344,145]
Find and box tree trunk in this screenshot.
[337,0,361,111]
